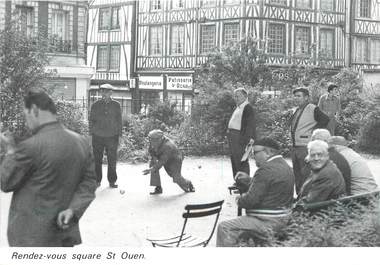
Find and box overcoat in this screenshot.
[1,122,97,247]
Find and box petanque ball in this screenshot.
[120,189,125,195]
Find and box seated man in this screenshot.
[310,129,351,195]
[216,138,294,247]
[298,140,346,204]
[329,136,378,195]
[142,129,194,194]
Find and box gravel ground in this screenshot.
[1,156,380,247]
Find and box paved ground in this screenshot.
[1,156,380,247]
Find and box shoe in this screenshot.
[150,186,162,195]
[109,183,118,188]
[187,183,195,193]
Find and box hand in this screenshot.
[0,131,16,154]
[57,209,74,230]
[142,168,151,175]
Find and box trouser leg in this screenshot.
[292,146,309,195]
[327,117,337,136]
[228,131,249,179]
[105,135,118,184]
[92,135,105,183]
[166,160,191,192]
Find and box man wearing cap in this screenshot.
[89,84,122,188]
[142,129,195,194]
[329,136,378,195]
[227,88,256,179]
[216,138,294,247]
[289,87,329,195]
[318,84,341,136]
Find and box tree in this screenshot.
[0,20,51,139]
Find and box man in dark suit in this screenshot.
[217,138,294,247]
[298,140,346,204]
[89,84,122,188]
[227,88,256,179]
[0,91,97,247]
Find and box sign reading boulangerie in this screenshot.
[138,76,163,90]
[167,75,193,90]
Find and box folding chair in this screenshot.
[147,200,224,247]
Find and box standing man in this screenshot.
[143,130,195,194]
[217,138,294,247]
[227,88,256,179]
[289,87,329,195]
[0,91,97,247]
[318,83,341,136]
[89,84,122,188]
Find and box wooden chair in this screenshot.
[147,200,224,247]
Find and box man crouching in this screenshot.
[143,129,195,194]
[216,137,295,247]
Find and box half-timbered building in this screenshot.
[349,0,380,90]
[136,0,348,108]
[1,1,94,101]
[87,0,136,118]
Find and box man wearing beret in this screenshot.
[289,87,329,195]
[143,129,195,194]
[89,84,122,188]
[216,138,294,247]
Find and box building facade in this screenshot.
[1,1,94,101]
[87,0,136,118]
[136,0,350,108]
[349,0,380,92]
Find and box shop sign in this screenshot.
[138,76,163,90]
[167,76,193,90]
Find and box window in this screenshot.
[172,0,184,8]
[268,24,285,54]
[111,7,120,29]
[319,29,334,58]
[109,46,120,71]
[52,10,68,40]
[296,0,311,8]
[97,45,108,70]
[295,27,310,55]
[200,25,216,54]
[16,6,34,37]
[356,38,368,62]
[223,23,240,45]
[99,8,109,30]
[97,45,121,71]
[320,0,334,10]
[224,0,240,4]
[269,0,287,5]
[200,0,216,7]
[99,7,120,30]
[359,0,371,18]
[151,0,161,10]
[370,39,380,63]
[150,26,162,55]
[171,25,184,54]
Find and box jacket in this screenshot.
[1,122,97,247]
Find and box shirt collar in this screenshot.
[267,155,282,162]
[32,121,60,135]
[237,99,249,109]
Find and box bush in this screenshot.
[56,100,88,135]
[146,101,185,128]
[358,100,380,154]
[238,202,380,247]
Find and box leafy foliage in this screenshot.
[0,21,51,139]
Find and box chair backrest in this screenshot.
[178,200,224,247]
